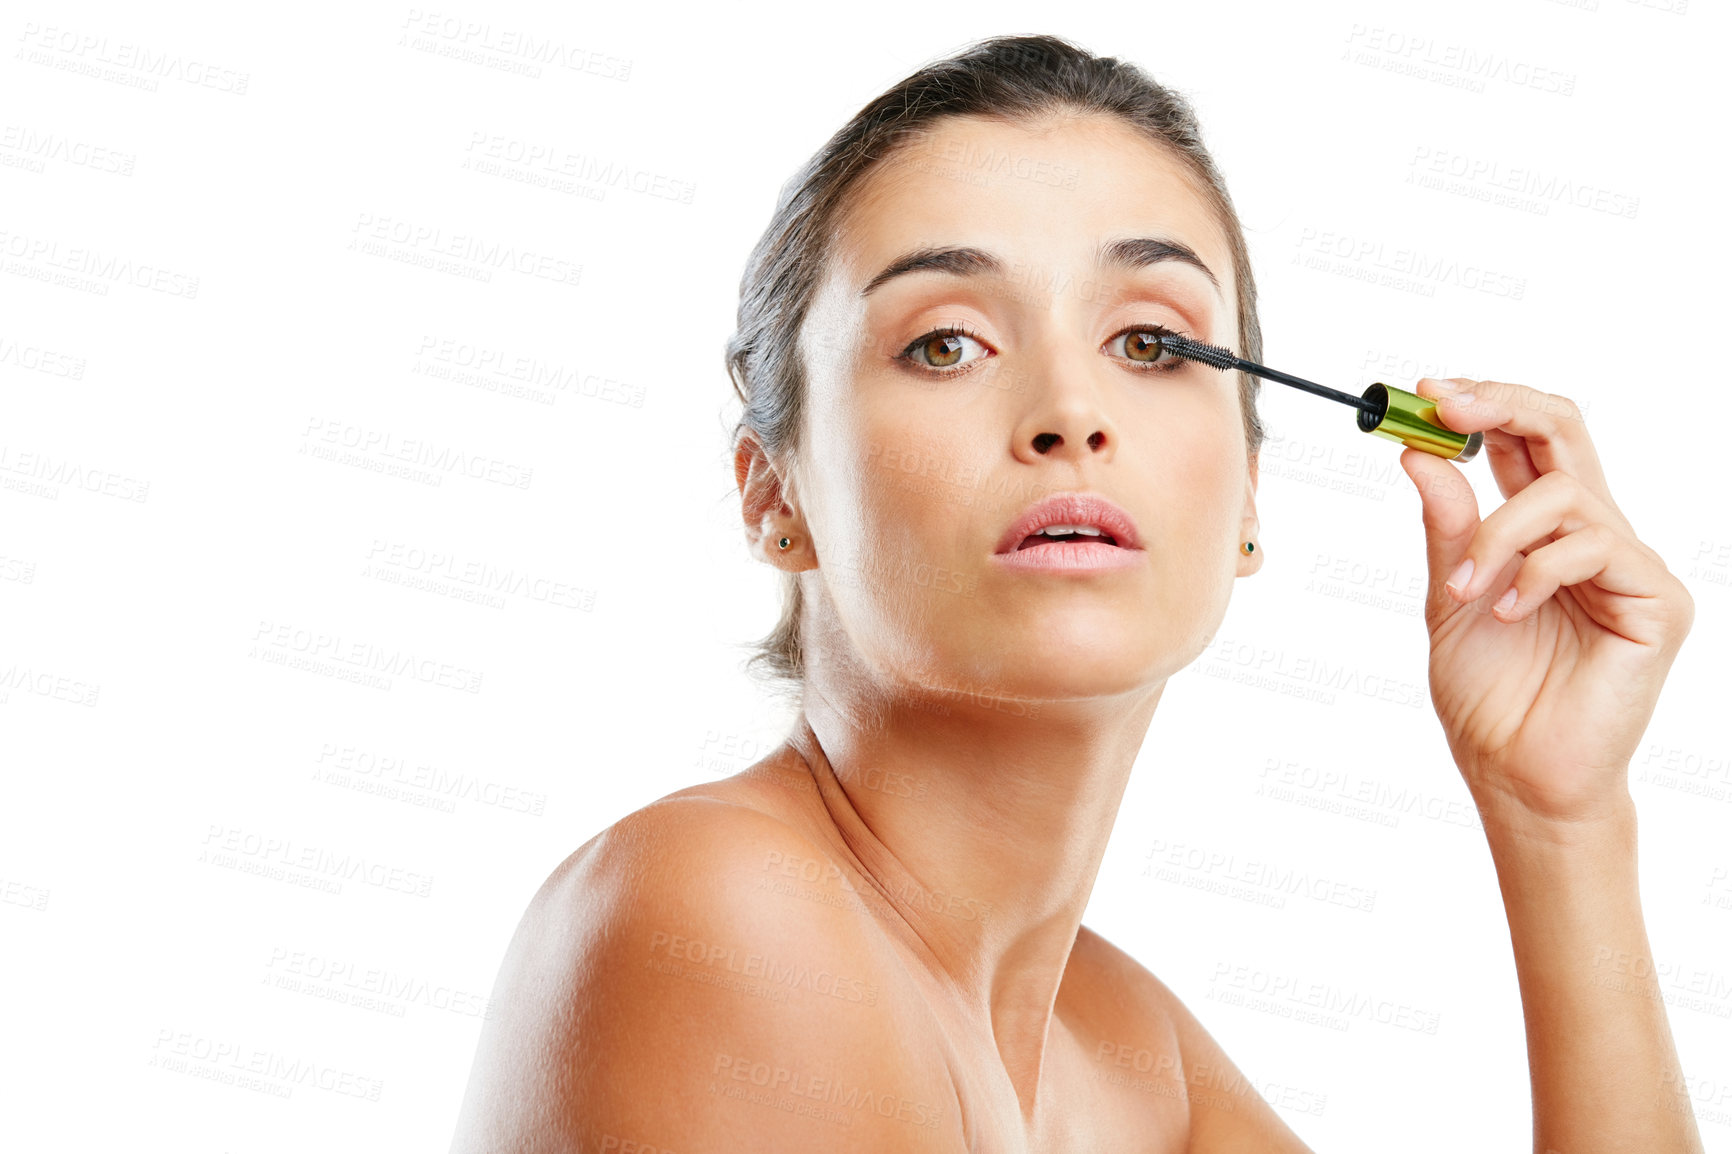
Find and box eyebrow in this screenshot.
[859,236,1222,298]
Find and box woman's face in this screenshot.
[779,112,1261,702]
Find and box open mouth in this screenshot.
[994,496,1142,556]
[1016,530,1122,551]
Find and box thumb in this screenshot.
[1398,447,1481,594]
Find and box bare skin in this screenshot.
[450,114,1703,1153]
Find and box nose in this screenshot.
[1031,429,1107,456]
[1017,382,1116,463]
[1010,316,1119,465]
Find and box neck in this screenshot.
[787,674,1163,1116]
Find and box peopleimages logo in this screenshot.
[348,212,582,287]
[1142,838,1379,913]
[250,619,484,695]
[199,824,435,898]
[647,930,880,1007]
[149,1029,383,1101]
[1292,227,1526,300]
[711,1052,946,1130]
[301,418,534,490]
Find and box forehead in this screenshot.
[825,113,1234,298]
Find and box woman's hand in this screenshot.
[1396,377,1695,829]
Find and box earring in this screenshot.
[778,537,792,550]
[1241,541,1255,555]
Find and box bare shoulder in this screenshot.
[1063,925,1318,1153]
[448,791,961,1154]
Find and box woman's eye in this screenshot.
[1109,328,1174,366]
[904,330,989,371]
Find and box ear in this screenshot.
[1237,450,1262,577]
[734,432,811,568]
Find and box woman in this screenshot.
[450,35,1702,1153]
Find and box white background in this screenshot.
[3,1,1729,1150]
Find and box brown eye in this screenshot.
[922,334,965,367]
[1121,330,1167,363]
[903,329,988,372]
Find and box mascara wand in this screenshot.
[1158,333,1483,464]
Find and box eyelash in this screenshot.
[897,323,1189,379]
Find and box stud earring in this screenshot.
[778,537,792,550]
[1241,541,1256,555]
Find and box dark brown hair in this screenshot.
[725,34,1265,698]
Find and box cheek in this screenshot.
[855,419,978,555]
[806,399,973,613]
[1151,385,1245,478]
[1144,422,1247,555]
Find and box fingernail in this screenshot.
[1447,392,1475,406]
[1446,558,1474,597]
[1494,586,1518,613]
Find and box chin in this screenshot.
[931,636,1169,704]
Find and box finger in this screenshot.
[1489,522,1673,632]
[1418,377,1616,511]
[1413,379,1540,500]
[1398,446,1481,594]
[1445,469,1628,604]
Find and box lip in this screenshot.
[988,539,1145,572]
[992,492,1145,556]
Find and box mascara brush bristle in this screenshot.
[1158,333,1238,371]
